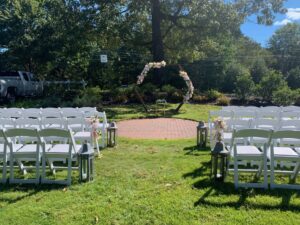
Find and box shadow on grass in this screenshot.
[0,183,69,205]
[183,145,210,156]
[192,178,300,212]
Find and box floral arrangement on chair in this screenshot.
[179,70,194,103]
[86,115,100,143]
[137,60,167,85]
[213,118,226,142]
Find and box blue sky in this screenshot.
[241,0,300,47]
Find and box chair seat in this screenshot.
[233,145,263,157]
[74,131,91,139]
[46,144,81,156]
[14,144,52,155]
[272,147,299,158]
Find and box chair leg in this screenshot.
[263,155,268,189]
[9,157,14,184]
[41,154,46,183]
[67,157,72,185]
[290,162,300,182]
[270,156,275,190]
[234,157,239,189]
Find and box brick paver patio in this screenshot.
[117,118,198,139]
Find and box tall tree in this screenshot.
[268,23,300,75]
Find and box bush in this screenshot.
[272,86,297,106]
[293,89,300,106]
[257,70,287,102]
[205,89,222,101]
[192,95,208,103]
[169,91,183,102]
[216,95,230,106]
[73,86,102,107]
[234,73,255,101]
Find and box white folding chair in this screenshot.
[256,109,280,120]
[66,117,85,133]
[229,129,273,189]
[282,106,300,112]
[280,111,300,121]
[41,117,66,129]
[223,119,251,146]
[21,108,42,118]
[233,110,256,121]
[1,108,21,118]
[6,128,43,184]
[39,128,81,185]
[15,118,41,130]
[0,129,9,183]
[41,108,62,118]
[79,107,97,117]
[270,130,300,189]
[0,118,16,130]
[61,108,82,118]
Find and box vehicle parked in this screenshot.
[0,71,43,102]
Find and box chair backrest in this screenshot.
[15,118,41,129]
[256,110,280,119]
[282,106,300,112]
[41,108,62,118]
[232,129,273,146]
[272,130,300,146]
[272,130,300,140]
[1,108,21,118]
[279,119,300,131]
[0,118,16,129]
[61,110,83,118]
[244,106,258,111]
[41,117,66,129]
[21,108,42,118]
[233,110,256,120]
[253,118,279,130]
[280,111,299,120]
[226,119,251,131]
[5,128,40,144]
[259,106,281,112]
[66,117,84,132]
[39,128,77,153]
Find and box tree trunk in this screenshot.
[151,0,164,62]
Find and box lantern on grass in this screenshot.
[78,142,94,182]
[197,121,208,148]
[211,118,229,182]
[107,122,118,147]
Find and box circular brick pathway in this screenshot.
[117,118,198,139]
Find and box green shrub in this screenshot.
[234,73,255,101]
[161,84,177,95]
[206,89,222,101]
[216,95,230,106]
[293,89,300,106]
[272,86,297,106]
[192,95,208,103]
[73,86,102,107]
[170,91,183,102]
[257,70,287,102]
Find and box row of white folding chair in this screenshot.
[0,128,81,185]
[222,106,300,112]
[221,118,300,146]
[0,116,107,153]
[0,107,98,119]
[229,129,300,190]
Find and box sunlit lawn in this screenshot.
[1,103,300,224]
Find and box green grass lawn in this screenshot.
[1,103,300,224]
[104,103,219,122]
